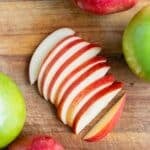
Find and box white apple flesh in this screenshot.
[57,63,110,124]
[38,36,82,95]
[29,28,75,85]
[73,82,123,134]
[42,40,90,100]
[48,44,102,104]
[67,74,115,126]
[55,56,106,107]
[83,94,126,142]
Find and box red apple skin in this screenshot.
[40,38,84,97]
[74,0,137,15]
[47,43,100,103]
[38,35,74,94]
[8,135,64,150]
[54,56,106,107]
[84,94,126,142]
[73,82,123,133]
[57,63,110,122]
[67,74,115,126]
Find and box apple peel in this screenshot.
[83,94,126,142]
[29,28,75,85]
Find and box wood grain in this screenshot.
[0,0,149,56]
[0,0,150,150]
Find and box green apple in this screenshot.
[0,73,26,149]
[123,5,150,81]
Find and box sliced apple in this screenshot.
[48,44,102,104]
[67,74,115,127]
[73,82,123,134]
[41,40,91,100]
[57,63,110,124]
[83,94,126,142]
[55,56,107,107]
[38,36,82,95]
[29,28,75,85]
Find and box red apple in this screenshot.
[83,94,126,142]
[66,74,115,127]
[29,28,75,85]
[57,63,110,124]
[55,56,107,107]
[8,135,64,150]
[38,39,88,99]
[74,0,137,15]
[73,82,123,134]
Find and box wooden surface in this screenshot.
[0,0,150,149]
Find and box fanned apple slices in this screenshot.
[57,63,110,124]
[29,28,126,142]
[38,36,101,101]
[54,56,107,107]
[83,94,126,142]
[29,28,75,85]
[73,82,123,134]
[38,36,85,99]
[66,74,115,127]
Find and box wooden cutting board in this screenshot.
[0,0,150,149]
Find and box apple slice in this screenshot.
[55,56,107,107]
[73,82,123,134]
[67,74,115,127]
[83,94,126,142]
[48,44,102,104]
[41,40,91,100]
[29,28,75,85]
[38,36,82,95]
[57,63,110,124]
